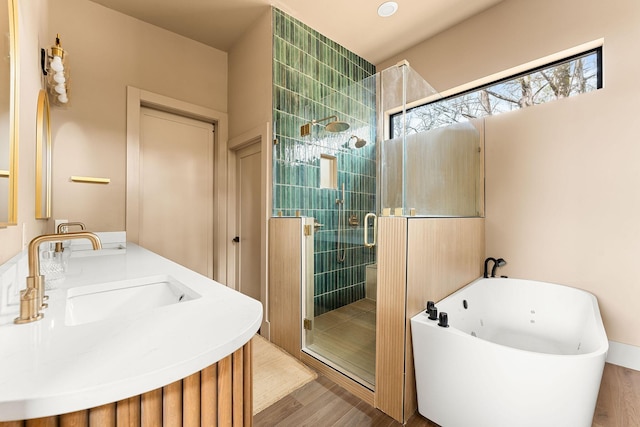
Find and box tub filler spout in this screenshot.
[483,257,507,278]
[483,257,495,278]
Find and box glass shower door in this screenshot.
[303,203,377,389]
[299,73,378,390]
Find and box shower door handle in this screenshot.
[364,213,377,248]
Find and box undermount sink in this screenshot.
[64,275,200,326]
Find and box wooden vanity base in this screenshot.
[1,342,252,427]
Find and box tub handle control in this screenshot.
[425,301,435,312]
[438,312,449,328]
[428,306,438,321]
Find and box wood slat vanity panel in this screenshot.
[182,372,200,427]
[89,403,116,427]
[232,348,244,427]
[141,388,162,427]
[116,396,140,427]
[25,419,56,427]
[217,355,233,426]
[201,364,218,425]
[0,344,252,427]
[242,340,252,427]
[163,380,183,427]
[60,411,89,427]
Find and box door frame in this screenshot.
[232,140,261,301]
[126,87,229,282]
[228,123,272,336]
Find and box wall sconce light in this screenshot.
[41,34,69,106]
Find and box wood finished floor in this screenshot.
[255,363,640,427]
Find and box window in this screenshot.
[391,48,602,137]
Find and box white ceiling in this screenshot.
[88,0,504,64]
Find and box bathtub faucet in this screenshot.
[483,257,496,278]
[484,257,507,278]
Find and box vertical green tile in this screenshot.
[273,7,376,310]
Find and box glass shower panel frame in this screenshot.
[377,61,485,217]
[377,62,441,216]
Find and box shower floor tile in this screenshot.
[307,298,376,387]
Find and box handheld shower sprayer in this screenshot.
[491,258,507,278]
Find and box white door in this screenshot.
[139,107,214,277]
[235,143,261,301]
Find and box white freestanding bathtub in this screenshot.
[411,277,608,427]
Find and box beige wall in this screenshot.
[228,10,272,332]
[379,0,640,346]
[228,9,272,141]
[46,0,228,233]
[1,0,228,264]
[0,0,49,264]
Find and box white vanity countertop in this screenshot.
[0,243,263,421]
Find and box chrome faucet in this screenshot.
[14,232,102,325]
[55,221,86,253]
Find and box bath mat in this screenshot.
[252,334,317,414]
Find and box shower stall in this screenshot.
[272,8,483,391]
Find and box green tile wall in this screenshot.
[272,8,376,315]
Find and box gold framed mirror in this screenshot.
[0,0,18,226]
[36,90,51,219]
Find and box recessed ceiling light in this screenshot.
[377,1,398,18]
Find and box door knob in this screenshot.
[232,236,240,243]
